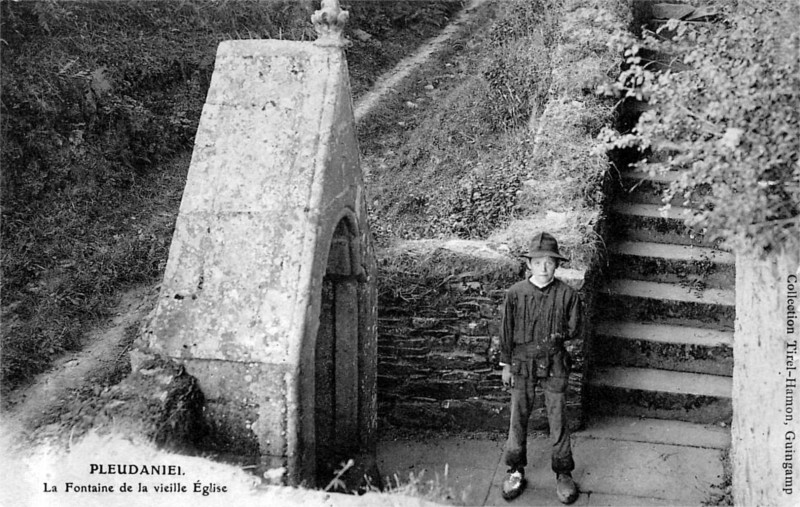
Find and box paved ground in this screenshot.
[377,417,729,507]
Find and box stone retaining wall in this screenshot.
[375,241,587,432]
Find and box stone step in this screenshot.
[609,240,734,265]
[595,320,733,348]
[607,240,735,289]
[618,170,710,207]
[611,201,692,221]
[587,366,732,425]
[590,365,731,397]
[577,415,730,449]
[589,367,733,398]
[602,278,734,306]
[609,202,721,248]
[597,278,735,330]
[593,320,733,376]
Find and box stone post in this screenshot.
[733,248,800,506]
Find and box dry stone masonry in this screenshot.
[376,241,589,432]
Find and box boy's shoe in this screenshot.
[556,473,579,504]
[502,469,526,501]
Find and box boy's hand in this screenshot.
[502,364,514,388]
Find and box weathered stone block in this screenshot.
[144,30,378,488]
[441,370,481,382]
[733,251,800,507]
[180,359,289,459]
[412,316,440,329]
[425,351,488,371]
[201,401,261,456]
[458,335,491,355]
[459,320,489,336]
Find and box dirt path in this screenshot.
[353,0,490,124]
[1,284,159,433]
[1,0,493,439]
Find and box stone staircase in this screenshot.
[587,165,735,428]
[586,3,733,434]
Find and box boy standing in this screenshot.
[499,232,580,504]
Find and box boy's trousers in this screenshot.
[503,370,575,474]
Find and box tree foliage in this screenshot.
[597,1,800,257]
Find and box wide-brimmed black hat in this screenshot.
[521,232,569,261]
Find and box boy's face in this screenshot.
[526,256,557,285]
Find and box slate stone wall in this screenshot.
[375,244,588,433]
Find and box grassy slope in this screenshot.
[1,0,629,396]
[0,0,464,395]
[360,0,547,243]
[362,0,629,264]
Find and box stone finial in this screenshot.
[312,0,350,47]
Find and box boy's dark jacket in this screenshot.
[499,278,581,378]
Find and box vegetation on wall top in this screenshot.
[597,0,799,257]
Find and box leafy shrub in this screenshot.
[597,1,800,256]
[449,173,523,239]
